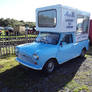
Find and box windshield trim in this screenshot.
[38,9,57,28]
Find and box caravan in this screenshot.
[15,5,90,73]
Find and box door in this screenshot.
[57,34,75,64]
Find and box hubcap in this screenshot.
[47,62,54,72]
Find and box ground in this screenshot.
[0,47,92,92]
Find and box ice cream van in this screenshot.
[15,4,90,73]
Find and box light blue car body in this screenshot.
[16,32,89,70]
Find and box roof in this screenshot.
[36,4,90,17]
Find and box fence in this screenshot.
[0,31,38,58]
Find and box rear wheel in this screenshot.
[80,49,86,58]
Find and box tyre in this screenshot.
[43,60,55,73]
[80,49,86,58]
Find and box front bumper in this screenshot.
[16,57,42,70]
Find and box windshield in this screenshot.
[36,32,60,45]
[38,9,57,27]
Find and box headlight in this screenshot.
[33,54,39,60]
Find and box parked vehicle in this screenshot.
[15,4,90,73]
[89,20,92,44]
[4,27,14,36]
[14,25,25,35]
[26,26,39,34]
[0,27,4,35]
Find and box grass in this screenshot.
[0,56,19,73]
[73,85,89,92]
[65,80,89,92]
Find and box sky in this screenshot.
[0,0,92,22]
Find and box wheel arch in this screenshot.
[83,47,87,51]
[42,58,58,69]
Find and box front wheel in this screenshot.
[80,49,86,58]
[43,60,55,73]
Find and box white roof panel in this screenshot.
[36,4,90,33]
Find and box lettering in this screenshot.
[68,22,71,25]
[65,19,74,29]
[64,11,75,17]
[66,26,73,28]
[82,36,87,38]
[65,19,73,22]
[64,11,75,30]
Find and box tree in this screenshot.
[0,18,36,27]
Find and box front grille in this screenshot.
[18,53,33,63]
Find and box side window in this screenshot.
[82,17,89,33]
[77,15,89,34]
[62,34,73,44]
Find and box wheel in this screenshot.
[43,60,55,73]
[80,49,86,58]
